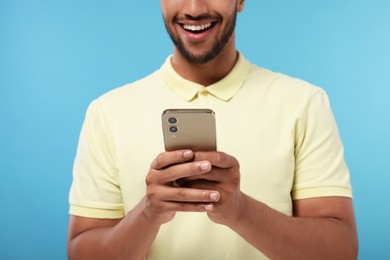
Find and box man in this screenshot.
[67,0,358,259]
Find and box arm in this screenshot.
[188,151,358,260]
[67,150,221,259]
[67,200,160,260]
[231,195,358,260]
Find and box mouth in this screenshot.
[182,22,215,34]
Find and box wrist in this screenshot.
[227,192,250,229]
[139,196,173,227]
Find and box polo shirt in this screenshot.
[69,53,352,259]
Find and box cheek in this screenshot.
[210,0,237,13]
[160,1,176,19]
[236,0,244,12]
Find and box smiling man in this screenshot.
[67,1,358,259]
[164,0,237,65]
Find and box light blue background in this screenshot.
[1,1,389,259]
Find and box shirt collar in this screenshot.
[160,53,251,102]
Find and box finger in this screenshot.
[177,167,224,183]
[151,150,194,170]
[178,178,220,190]
[178,164,240,185]
[162,187,220,203]
[146,160,212,185]
[194,151,239,169]
[163,201,216,212]
[158,160,212,183]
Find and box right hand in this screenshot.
[142,150,221,225]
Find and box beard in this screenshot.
[164,9,237,64]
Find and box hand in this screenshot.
[143,150,221,225]
[180,151,244,227]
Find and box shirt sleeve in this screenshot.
[69,100,124,218]
[292,89,352,200]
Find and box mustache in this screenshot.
[174,13,221,23]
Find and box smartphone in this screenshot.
[162,109,217,151]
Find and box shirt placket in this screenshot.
[197,87,209,108]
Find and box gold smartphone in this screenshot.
[162,109,217,151]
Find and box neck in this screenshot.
[170,38,238,86]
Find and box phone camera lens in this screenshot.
[169,126,179,134]
[168,117,178,124]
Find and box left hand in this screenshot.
[178,151,245,226]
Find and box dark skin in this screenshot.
[68,150,357,259]
[68,0,358,259]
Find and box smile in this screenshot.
[182,23,213,34]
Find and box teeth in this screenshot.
[183,23,212,32]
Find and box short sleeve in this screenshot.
[69,100,124,218]
[292,89,352,200]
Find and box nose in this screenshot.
[182,0,209,19]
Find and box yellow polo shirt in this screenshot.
[69,54,352,259]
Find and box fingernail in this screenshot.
[200,162,211,171]
[210,192,219,201]
[183,150,193,158]
[205,204,214,211]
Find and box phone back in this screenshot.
[162,109,217,151]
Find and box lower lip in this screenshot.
[181,26,214,42]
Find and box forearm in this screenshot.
[68,198,160,260]
[230,194,358,260]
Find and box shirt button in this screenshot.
[199,89,208,96]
